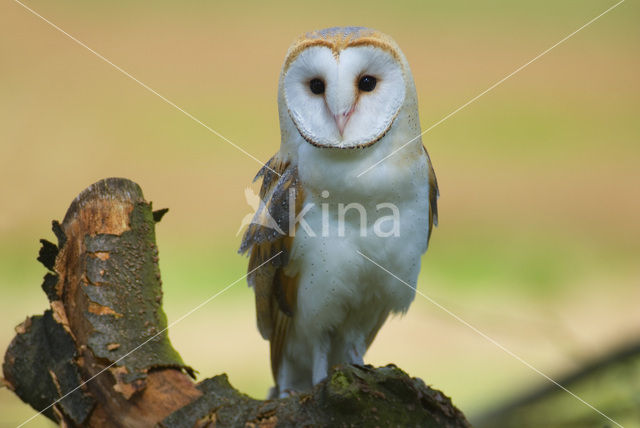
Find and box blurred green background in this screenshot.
[1,0,638,426]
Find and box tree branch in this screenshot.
[3,178,470,427]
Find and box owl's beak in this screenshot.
[334,108,354,136]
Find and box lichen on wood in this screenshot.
[81,202,192,384]
[161,364,470,428]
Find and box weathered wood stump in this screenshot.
[2,178,470,427]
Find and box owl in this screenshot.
[239,27,438,398]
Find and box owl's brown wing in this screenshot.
[424,145,439,244]
[238,153,303,381]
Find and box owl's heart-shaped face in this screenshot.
[283,45,406,149]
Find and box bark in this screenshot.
[2,177,470,428]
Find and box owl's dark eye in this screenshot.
[358,75,377,92]
[309,78,325,95]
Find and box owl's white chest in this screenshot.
[285,137,430,348]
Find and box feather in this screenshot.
[239,153,303,382]
[424,145,439,243]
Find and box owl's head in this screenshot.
[279,27,415,150]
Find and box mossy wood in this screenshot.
[2,178,470,427]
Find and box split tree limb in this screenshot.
[3,177,470,428]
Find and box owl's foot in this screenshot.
[278,388,296,399]
[348,344,365,365]
[312,344,329,385]
[268,385,297,399]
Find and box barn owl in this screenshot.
[239,27,438,398]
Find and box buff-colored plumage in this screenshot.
[240,27,438,397]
